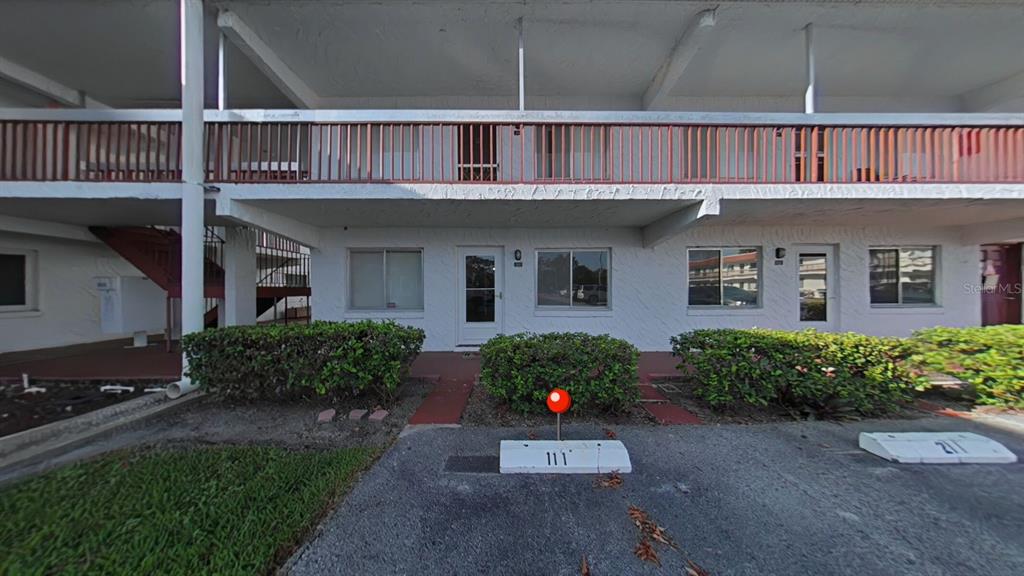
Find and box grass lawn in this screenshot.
[0,445,377,575]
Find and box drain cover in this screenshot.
[444,455,500,473]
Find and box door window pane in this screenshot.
[387,251,423,310]
[465,289,495,323]
[464,254,496,323]
[799,253,828,322]
[537,251,571,306]
[572,251,609,307]
[465,256,495,289]
[0,254,26,307]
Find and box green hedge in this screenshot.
[480,332,640,415]
[182,320,424,402]
[671,329,915,417]
[907,325,1024,408]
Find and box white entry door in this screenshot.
[797,245,838,330]
[457,247,504,345]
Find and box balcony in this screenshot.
[1,111,1023,185]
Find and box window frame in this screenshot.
[534,248,612,310]
[346,248,424,312]
[868,245,940,307]
[0,248,38,314]
[686,247,763,309]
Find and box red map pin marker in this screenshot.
[547,388,571,414]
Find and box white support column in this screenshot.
[223,227,258,326]
[804,23,816,114]
[170,0,205,399]
[218,31,228,111]
[517,17,525,111]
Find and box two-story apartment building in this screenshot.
[1,0,1022,389]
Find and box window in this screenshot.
[536,249,609,308]
[688,248,760,307]
[349,249,423,311]
[0,250,36,312]
[870,247,937,305]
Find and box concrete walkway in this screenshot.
[286,417,1024,576]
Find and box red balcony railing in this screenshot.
[0,121,183,181]
[3,112,1022,185]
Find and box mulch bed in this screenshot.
[1,381,153,437]
[460,384,657,427]
[128,379,435,452]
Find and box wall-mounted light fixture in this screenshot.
[775,247,786,259]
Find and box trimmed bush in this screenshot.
[182,320,424,402]
[480,332,640,415]
[907,325,1024,408]
[671,329,915,417]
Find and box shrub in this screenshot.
[480,332,640,415]
[182,320,424,402]
[671,329,915,417]
[906,325,1024,408]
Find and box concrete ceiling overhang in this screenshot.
[0,1,1023,110]
[714,198,1024,228]
[236,198,702,228]
[0,198,225,228]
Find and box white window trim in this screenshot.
[346,248,424,312]
[0,248,38,314]
[534,248,612,311]
[868,245,941,308]
[686,247,763,309]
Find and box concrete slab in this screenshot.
[859,432,1018,464]
[499,440,632,474]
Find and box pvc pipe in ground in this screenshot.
[166,378,199,399]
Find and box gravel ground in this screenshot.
[287,416,1024,576]
[0,381,432,485]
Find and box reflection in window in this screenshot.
[799,253,828,321]
[869,247,936,305]
[537,249,609,308]
[687,248,760,307]
[0,254,27,307]
[349,249,423,310]
[465,255,496,323]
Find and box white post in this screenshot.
[218,30,227,111]
[804,23,816,114]
[223,227,258,326]
[517,17,525,111]
[169,0,205,399]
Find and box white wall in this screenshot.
[0,231,163,353]
[311,224,979,351]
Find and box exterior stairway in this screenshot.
[89,226,311,328]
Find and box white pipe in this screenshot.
[804,23,816,114]
[166,379,199,399]
[517,17,525,111]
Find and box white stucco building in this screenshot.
[1,0,1022,370]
